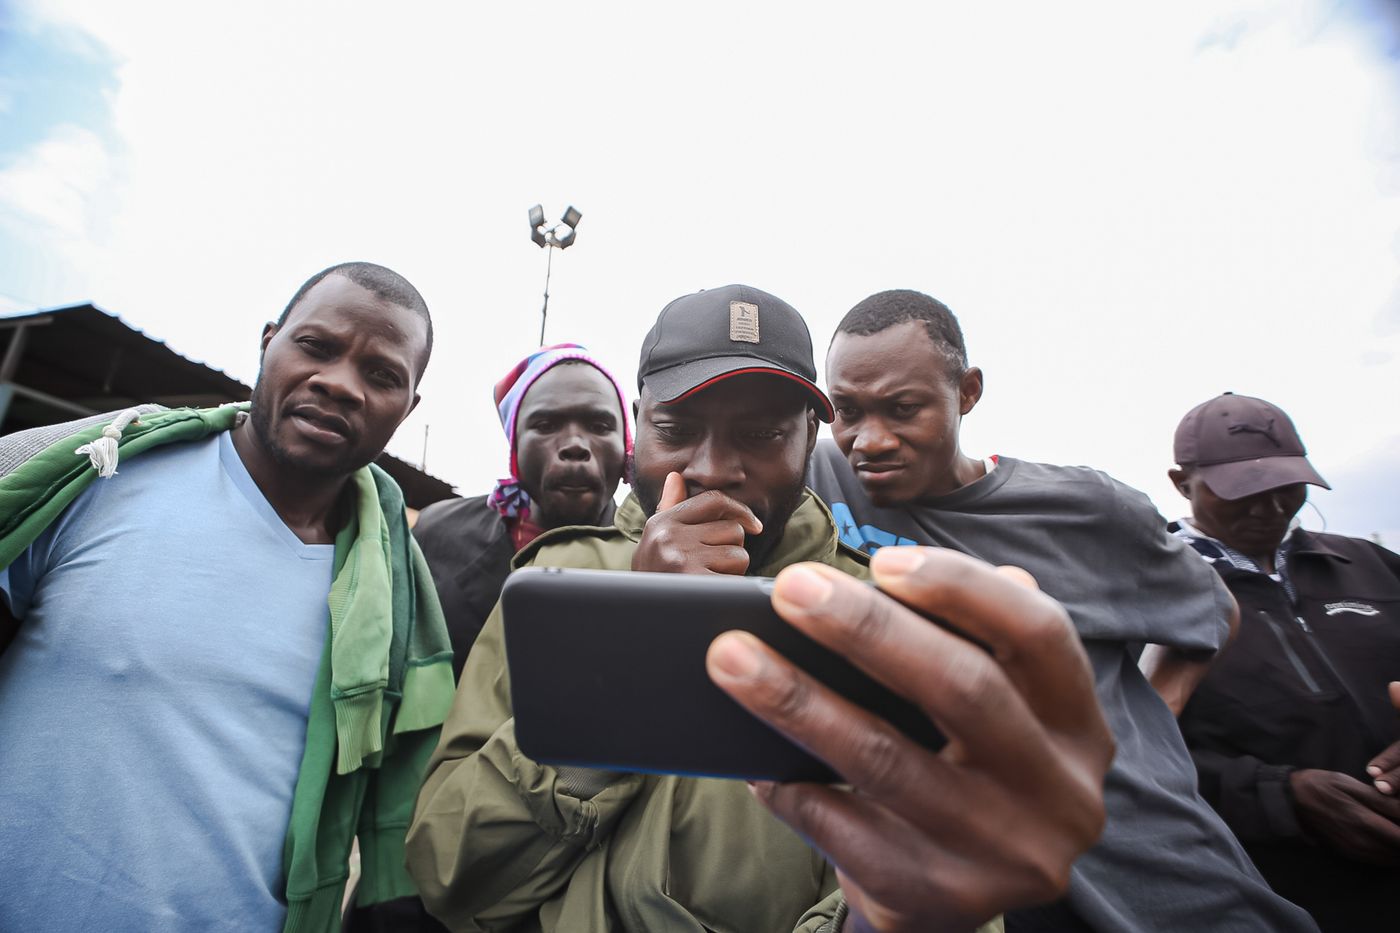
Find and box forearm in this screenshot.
[1143,590,1238,716]
[1190,746,1302,842]
[406,718,645,928]
[1139,643,1215,716]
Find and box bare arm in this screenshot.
[1141,590,1239,716]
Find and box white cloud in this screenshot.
[6,0,1399,521]
[0,124,111,239]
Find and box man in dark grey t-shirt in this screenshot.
[806,289,1317,932]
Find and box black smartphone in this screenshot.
[500,566,947,783]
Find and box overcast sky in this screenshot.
[2,0,1398,543]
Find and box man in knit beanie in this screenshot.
[413,343,631,676]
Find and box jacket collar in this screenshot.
[1287,527,1353,563]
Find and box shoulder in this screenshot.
[513,521,635,571]
[806,439,855,495]
[1297,529,1400,569]
[995,458,1165,530]
[414,495,496,541]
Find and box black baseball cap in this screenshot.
[637,284,834,421]
[1173,392,1330,500]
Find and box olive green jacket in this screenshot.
[407,491,872,933]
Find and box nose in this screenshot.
[682,435,744,492]
[558,424,591,462]
[1246,490,1288,517]
[307,359,365,408]
[852,418,899,459]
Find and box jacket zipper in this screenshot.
[1259,610,1322,694]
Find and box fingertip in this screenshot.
[994,564,1041,591]
[771,564,833,612]
[1377,780,1394,795]
[1368,765,1382,777]
[748,780,776,804]
[706,630,763,683]
[870,545,924,579]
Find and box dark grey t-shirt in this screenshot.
[807,440,1317,933]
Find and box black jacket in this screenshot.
[413,494,617,678]
[1176,527,1400,930]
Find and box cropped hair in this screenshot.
[835,289,967,374]
[278,261,434,364]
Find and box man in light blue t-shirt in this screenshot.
[0,262,434,932]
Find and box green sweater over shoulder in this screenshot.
[0,405,456,933]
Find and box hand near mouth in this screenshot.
[632,472,763,576]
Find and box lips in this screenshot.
[547,469,599,495]
[288,405,353,445]
[856,461,905,480]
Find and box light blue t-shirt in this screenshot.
[0,432,332,933]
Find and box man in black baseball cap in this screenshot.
[1170,392,1400,931]
[409,283,1118,933]
[630,284,834,571]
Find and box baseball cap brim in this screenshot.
[1197,455,1331,500]
[643,355,835,422]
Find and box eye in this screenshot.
[653,422,696,441]
[834,406,861,421]
[893,402,921,418]
[298,337,331,358]
[591,420,615,434]
[370,368,404,389]
[743,428,785,442]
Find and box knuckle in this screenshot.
[939,649,998,711]
[1021,847,1074,902]
[841,587,894,645]
[761,665,813,726]
[848,726,909,794]
[784,785,834,838]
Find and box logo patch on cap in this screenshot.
[729,301,760,343]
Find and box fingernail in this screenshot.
[872,546,924,576]
[1368,765,1382,777]
[779,565,832,608]
[748,780,775,802]
[710,632,762,681]
[1378,780,1394,795]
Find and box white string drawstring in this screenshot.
[74,408,144,478]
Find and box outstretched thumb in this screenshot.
[657,471,687,512]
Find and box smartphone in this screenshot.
[500,566,947,783]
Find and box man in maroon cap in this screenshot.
[1170,392,1400,931]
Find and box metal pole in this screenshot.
[421,423,430,472]
[539,244,554,346]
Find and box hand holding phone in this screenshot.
[708,550,1113,933]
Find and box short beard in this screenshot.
[248,377,362,478]
[632,462,806,573]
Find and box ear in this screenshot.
[1168,467,1191,499]
[259,321,278,360]
[407,392,421,418]
[803,407,820,459]
[632,398,640,420]
[958,366,984,416]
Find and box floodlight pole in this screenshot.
[528,204,582,346]
[539,244,554,345]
